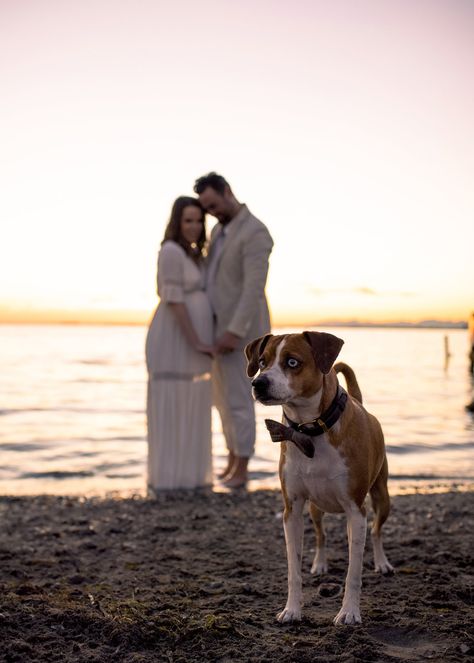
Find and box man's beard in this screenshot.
[218,212,233,224]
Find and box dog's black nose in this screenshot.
[252,374,269,396]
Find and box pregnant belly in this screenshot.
[185,291,213,343]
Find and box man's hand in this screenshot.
[216,331,241,354]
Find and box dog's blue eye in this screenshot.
[258,358,266,369]
[287,358,299,368]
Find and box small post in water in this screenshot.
[444,334,451,370]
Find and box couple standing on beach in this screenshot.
[145,172,274,491]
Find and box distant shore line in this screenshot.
[0,320,468,330]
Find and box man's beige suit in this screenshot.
[207,204,273,458]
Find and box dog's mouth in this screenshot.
[252,389,287,406]
[252,374,291,405]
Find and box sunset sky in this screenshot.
[1,0,473,326]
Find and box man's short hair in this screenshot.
[193,172,229,195]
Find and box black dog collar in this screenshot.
[284,384,348,437]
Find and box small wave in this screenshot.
[104,473,142,479]
[71,378,121,384]
[386,441,474,455]
[95,460,143,472]
[71,436,145,444]
[47,451,100,460]
[0,436,145,451]
[390,473,474,481]
[0,442,54,451]
[0,407,145,416]
[75,359,143,367]
[19,470,95,479]
[70,378,145,385]
[77,359,112,366]
[0,466,20,478]
[101,436,145,442]
[53,435,145,443]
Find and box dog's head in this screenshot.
[244,331,344,405]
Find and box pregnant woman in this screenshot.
[146,196,214,491]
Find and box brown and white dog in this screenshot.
[245,331,393,626]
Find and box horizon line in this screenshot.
[0,319,468,330]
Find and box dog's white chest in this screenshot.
[284,436,349,513]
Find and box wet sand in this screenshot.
[0,489,473,662]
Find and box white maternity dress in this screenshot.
[145,240,213,490]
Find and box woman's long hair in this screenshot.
[162,196,206,261]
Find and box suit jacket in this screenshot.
[207,204,273,344]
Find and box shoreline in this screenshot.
[1,476,473,500]
[1,489,473,662]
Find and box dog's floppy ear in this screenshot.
[244,334,272,377]
[302,331,344,374]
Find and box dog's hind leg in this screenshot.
[369,457,394,574]
[309,502,328,574]
[277,494,306,623]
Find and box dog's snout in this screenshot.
[252,374,270,395]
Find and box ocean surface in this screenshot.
[1,324,473,496]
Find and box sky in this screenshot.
[1,0,473,326]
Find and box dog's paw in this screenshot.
[276,606,302,623]
[333,605,362,626]
[265,419,290,443]
[311,558,328,575]
[375,560,394,575]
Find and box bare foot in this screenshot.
[223,474,247,489]
[217,451,236,480]
[222,456,249,488]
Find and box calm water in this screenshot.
[1,324,473,496]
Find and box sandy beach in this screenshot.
[0,488,473,663]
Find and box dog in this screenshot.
[245,330,393,625]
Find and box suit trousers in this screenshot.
[212,349,255,458]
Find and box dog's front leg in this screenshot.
[334,505,367,625]
[277,495,306,623]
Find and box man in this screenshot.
[194,172,273,487]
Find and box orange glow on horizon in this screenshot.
[0,303,468,328]
[0,306,150,326]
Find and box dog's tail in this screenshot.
[334,362,363,404]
